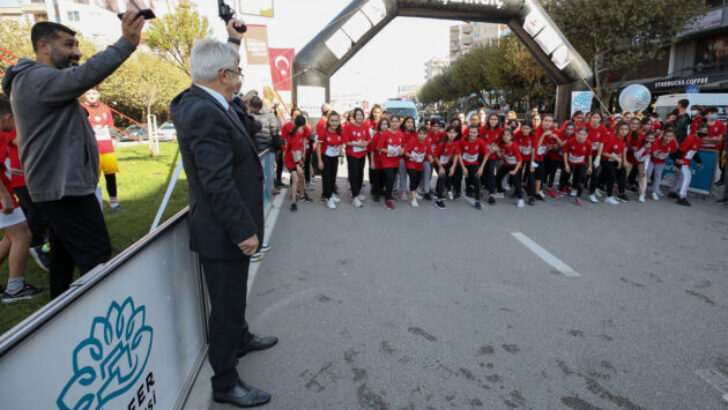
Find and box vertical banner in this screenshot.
[243,25,274,98]
[571,91,593,116]
[268,48,294,91]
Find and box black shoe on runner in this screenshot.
[535,194,545,201]
[290,203,298,212]
[488,196,496,205]
[434,200,446,210]
[303,194,313,203]
[2,284,44,304]
[29,245,50,272]
[677,198,691,207]
[667,192,678,199]
[528,197,535,206]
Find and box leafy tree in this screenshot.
[145,8,211,75]
[546,0,707,99]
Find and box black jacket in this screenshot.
[171,85,264,260]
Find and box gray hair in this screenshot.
[190,39,240,83]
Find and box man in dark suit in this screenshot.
[170,20,277,408]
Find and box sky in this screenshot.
[197,0,457,103]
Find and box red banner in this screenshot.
[268,48,294,92]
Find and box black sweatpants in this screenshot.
[544,158,561,188]
[104,173,117,197]
[483,159,497,195]
[588,164,601,195]
[526,161,545,198]
[322,155,338,199]
[453,166,463,195]
[371,168,384,198]
[559,163,572,191]
[436,168,453,198]
[304,141,313,183]
[199,256,252,393]
[275,150,284,187]
[38,195,112,299]
[496,166,523,198]
[464,164,481,201]
[347,155,366,197]
[14,185,48,248]
[407,168,423,192]
[603,161,625,197]
[571,164,587,198]
[383,167,396,200]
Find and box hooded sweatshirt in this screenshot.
[1,38,136,202]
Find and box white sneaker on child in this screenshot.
[327,198,336,209]
[588,194,598,203]
[516,199,525,208]
[651,192,659,201]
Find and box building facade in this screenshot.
[424,57,448,81]
[449,22,503,60]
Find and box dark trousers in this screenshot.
[526,161,545,198]
[544,158,561,188]
[571,164,587,198]
[497,166,523,198]
[275,150,284,187]
[483,159,497,194]
[603,161,625,197]
[347,155,366,197]
[38,195,111,299]
[14,185,48,248]
[453,166,463,194]
[559,163,572,190]
[407,168,422,192]
[588,164,602,195]
[304,142,313,184]
[383,167,396,200]
[322,155,338,199]
[199,256,252,392]
[436,168,453,197]
[464,164,481,201]
[104,173,117,197]
[371,168,384,197]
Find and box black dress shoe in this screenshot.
[213,380,270,408]
[237,335,278,357]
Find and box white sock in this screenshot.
[6,277,25,294]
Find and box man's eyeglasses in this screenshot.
[221,66,245,81]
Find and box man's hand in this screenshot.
[238,234,259,256]
[227,18,246,41]
[121,10,145,47]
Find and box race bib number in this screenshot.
[431,144,438,153]
[353,145,367,153]
[326,145,340,157]
[591,141,600,151]
[519,146,532,155]
[462,152,479,163]
[652,150,668,160]
[568,154,585,163]
[294,150,303,162]
[439,155,452,164]
[537,145,549,155]
[504,154,518,165]
[685,150,696,160]
[411,151,426,163]
[387,145,401,157]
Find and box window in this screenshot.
[67,11,79,22]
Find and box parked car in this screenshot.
[124,124,148,141]
[110,127,127,143]
[156,122,177,141]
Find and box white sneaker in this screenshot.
[595,188,604,197]
[570,189,577,197]
[638,195,645,203]
[605,196,619,205]
[332,194,341,203]
[306,182,315,189]
[588,194,598,203]
[410,199,419,208]
[358,194,367,201]
[352,197,362,208]
[651,192,659,201]
[327,198,336,209]
[415,192,423,200]
[494,192,505,199]
[447,191,454,201]
[517,199,525,208]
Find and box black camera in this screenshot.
[219,0,247,33]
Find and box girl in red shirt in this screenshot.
[563,126,593,207]
[284,115,312,212]
[480,113,503,204]
[515,121,537,205]
[495,128,525,207]
[404,127,430,208]
[647,128,678,200]
[584,112,608,203]
[533,114,558,201]
[628,130,656,203]
[423,119,444,199]
[369,117,389,203]
[459,126,490,210]
[398,117,417,201]
[560,110,584,133]
[376,116,405,210]
[317,112,344,209]
[601,121,629,205]
[549,122,572,198]
[343,108,370,208]
[432,126,461,209]
[670,123,706,206]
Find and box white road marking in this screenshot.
[511,232,581,277]
[247,188,287,297]
[695,368,728,402]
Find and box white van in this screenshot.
[653,93,728,120]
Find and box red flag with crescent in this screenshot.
[268,48,294,92]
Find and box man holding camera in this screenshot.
[2,11,144,299]
[170,20,277,408]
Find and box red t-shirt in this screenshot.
[370,132,383,168]
[404,138,429,171]
[376,130,405,169]
[563,138,591,165]
[83,101,115,154]
[650,138,678,164]
[281,122,311,144]
[459,138,487,166]
[701,120,726,150]
[631,138,654,165]
[547,130,568,162]
[283,133,305,170]
[585,123,608,155]
[534,126,558,162]
[434,141,459,166]
[678,134,702,166]
[514,131,535,161]
[315,118,327,139]
[0,129,25,188]
[319,129,342,157]
[0,133,19,210]
[402,130,417,146]
[602,135,626,161]
[480,127,502,147]
[500,142,522,167]
[342,123,371,158]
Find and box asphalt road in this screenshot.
[187,174,728,410]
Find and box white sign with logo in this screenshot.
[0,215,208,410]
[571,91,593,116]
[297,86,327,117]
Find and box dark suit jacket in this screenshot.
[171,85,264,260]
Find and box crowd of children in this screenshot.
[278,100,727,212]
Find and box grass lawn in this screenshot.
[0,142,189,335]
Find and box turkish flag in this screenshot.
[269,48,294,92]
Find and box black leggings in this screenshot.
[452,166,463,194]
[483,159,497,195]
[322,155,338,199]
[464,164,481,201]
[14,185,49,248]
[603,161,627,197]
[383,167,396,200]
[304,142,313,183]
[559,163,572,190]
[588,164,602,195]
[104,173,117,197]
[347,155,366,197]
[571,164,587,198]
[275,150,284,186]
[526,161,545,197]
[407,169,422,192]
[496,166,523,198]
[436,167,453,198]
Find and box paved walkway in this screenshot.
[184,172,728,410]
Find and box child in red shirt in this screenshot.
[376,116,404,210]
[404,127,430,208]
[670,123,705,206]
[601,121,629,204]
[495,128,525,207]
[480,113,503,204]
[284,115,312,212]
[459,126,490,210]
[343,108,371,208]
[432,125,461,209]
[317,112,344,209]
[369,117,389,203]
[563,126,593,206]
[647,128,678,200]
